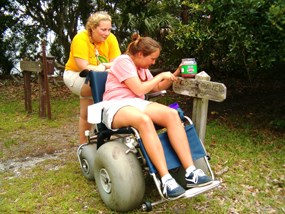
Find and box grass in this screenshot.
[0,78,284,213]
[205,122,284,213]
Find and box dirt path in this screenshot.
[1,115,78,178]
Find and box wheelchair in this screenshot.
[77,71,221,212]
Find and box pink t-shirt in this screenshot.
[103,54,153,101]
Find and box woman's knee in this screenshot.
[165,108,180,121]
[80,84,92,97]
[138,114,154,129]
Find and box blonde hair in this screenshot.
[126,33,161,57]
[85,11,112,31]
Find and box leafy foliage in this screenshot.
[167,0,285,79]
[0,1,18,75]
[1,0,284,80]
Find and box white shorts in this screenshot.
[63,70,87,98]
[102,98,153,130]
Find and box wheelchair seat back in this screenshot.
[87,71,133,147]
[88,71,108,103]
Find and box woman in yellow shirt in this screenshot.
[64,11,121,144]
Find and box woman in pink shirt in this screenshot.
[102,33,212,199]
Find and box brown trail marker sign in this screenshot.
[20,40,54,119]
[173,71,227,144]
[173,73,226,102]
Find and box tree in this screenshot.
[112,0,181,69]
[1,0,182,74]
[0,0,18,75]
[1,0,98,74]
[1,0,284,79]
[167,0,285,80]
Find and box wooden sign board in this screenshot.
[173,77,227,102]
[20,60,42,73]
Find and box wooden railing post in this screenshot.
[20,60,41,114]
[191,72,211,143]
[173,71,227,143]
[23,70,32,113]
[40,40,52,119]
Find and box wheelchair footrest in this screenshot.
[183,180,221,198]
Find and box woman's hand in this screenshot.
[86,64,105,71]
[159,71,178,82]
[102,62,113,69]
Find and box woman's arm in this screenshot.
[75,57,106,71]
[153,67,181,92]
[124,70,179,96]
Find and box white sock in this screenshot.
[185,165,196,177]
[161,173,172,185]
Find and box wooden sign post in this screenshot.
[20,40,53,119]
[173,71,227,143]
[40,40,51,119]
[20,61,42,113]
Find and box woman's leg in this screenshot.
[145,103,212,188]
[144,103,194,169]
[79,98,93,144]
[79,83,93,144]
[113,104,188,198]
[112,106,169,177]
[63,70,94,145]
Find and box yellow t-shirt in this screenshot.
[65,30,121,71]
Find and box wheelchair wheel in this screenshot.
[78,143,97,180]
[142,201,152,212]
[94,140,145,212]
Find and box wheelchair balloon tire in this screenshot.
[94,140,145,212]
[79,143,97,180]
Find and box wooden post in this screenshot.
[20,60,42,114]
[191,72,211,143]
[23,71,32,113]
[41,40,52,119]
[20,53,52,119]
[38,71,46,117]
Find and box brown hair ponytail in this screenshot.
[126,33,161,57]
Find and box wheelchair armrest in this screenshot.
[79,69,90,77]
[145,90,167,100]
[97,127,134,149]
